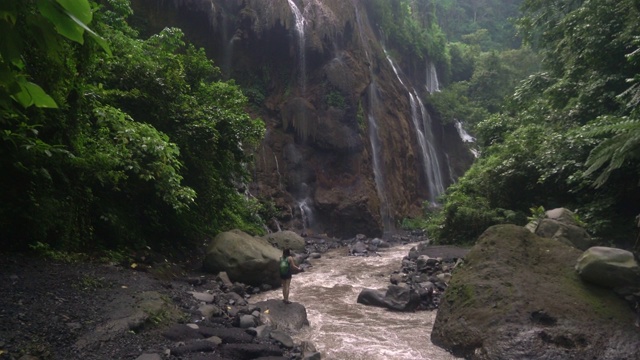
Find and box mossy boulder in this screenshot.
[203,230,281,287]
[432,224,638,360]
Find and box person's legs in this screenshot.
[283,278,291,303]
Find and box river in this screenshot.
[250,243,459,360]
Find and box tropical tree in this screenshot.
[0,0,266,253]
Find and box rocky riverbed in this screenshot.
[1,231,436,360]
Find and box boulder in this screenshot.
[262,231,306,251]
[253,299,310,332]
[383,285,420,311]
[526,208,593,250]
[203,230,282,287]
[356,288,388,308]
[575,246,640,289]
[432,224,638,360]
[356,285,420,312]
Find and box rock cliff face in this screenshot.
[130,0,474,238]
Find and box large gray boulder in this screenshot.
[356,285,420,311]
[203,230,281,287]
[253,299,309,332]
[432,224,638,360]
[262,231,306,251]
[526,207,593,250]
[576,246,640,289]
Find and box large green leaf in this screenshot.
[11,78,58,108]
[37,0,85,44]
[56,0,92,24]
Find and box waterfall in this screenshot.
[455,120,475,143]
[354,1,393,232]
[367,82,393,231]
[285,0,314,232]
[298,197,314,235]
[274,153,283,190]
[384,49,444,202]
[455,120,479,158]
[287,0,306,93]
[415,96,445,201]
[426,61,440,93]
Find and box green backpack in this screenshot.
[279,256,290,276]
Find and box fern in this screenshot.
[583,115,640,187]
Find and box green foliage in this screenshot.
[357,100,366,130]
[28,242,87,263]
[325,90,346,109]
[427,0,640,245]
[527,205,545,223]
[435,0,524,50]
[75,275,110,291]
[367,0,448,64]
[582,116,640,188]
[0,0,109,111]
[428,46,539,131]
[0,0,266,254]
[400,217,430,231]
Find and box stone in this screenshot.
[526,207,593,250]
[238,314,256,329]
[253,299,310,331]
[198,327,254,344]
[216,271,233,288]
[198,304,222,318]
[253,324,272,339]
[169,340,217,356]
[432,224,639,360]
[189,291,214,303]
[218,343,283,359]
[356,288,388,308]
[270,329,294,348]
[575,246,640,289]
[162,324,204,341]
[203,230,282,287]
[135,354,162,360]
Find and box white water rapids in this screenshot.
[250,244,458,360]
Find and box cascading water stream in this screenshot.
[426,61,440,94]
[250,244,458,360]
[415,96,445,200]
[383,49,445,202]
[287,0,307,93]
[354,0,393,232]
[285,0,316,232]
[367,82,392,231]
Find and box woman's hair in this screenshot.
[283,248,291,257]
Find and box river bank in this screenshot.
[0,232,454,359]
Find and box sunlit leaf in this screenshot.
[56,0,92,24]
[37,0,85,44]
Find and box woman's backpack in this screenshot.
[279,256,290,276]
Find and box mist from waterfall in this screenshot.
[384,48,445,202]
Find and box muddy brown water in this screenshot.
[250,243,460,360]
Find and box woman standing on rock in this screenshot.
[280,248,302,304]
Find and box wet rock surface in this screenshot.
[356,239,470,312]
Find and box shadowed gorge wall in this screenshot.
[130,0,474,238]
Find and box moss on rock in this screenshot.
[432,224,638,360]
